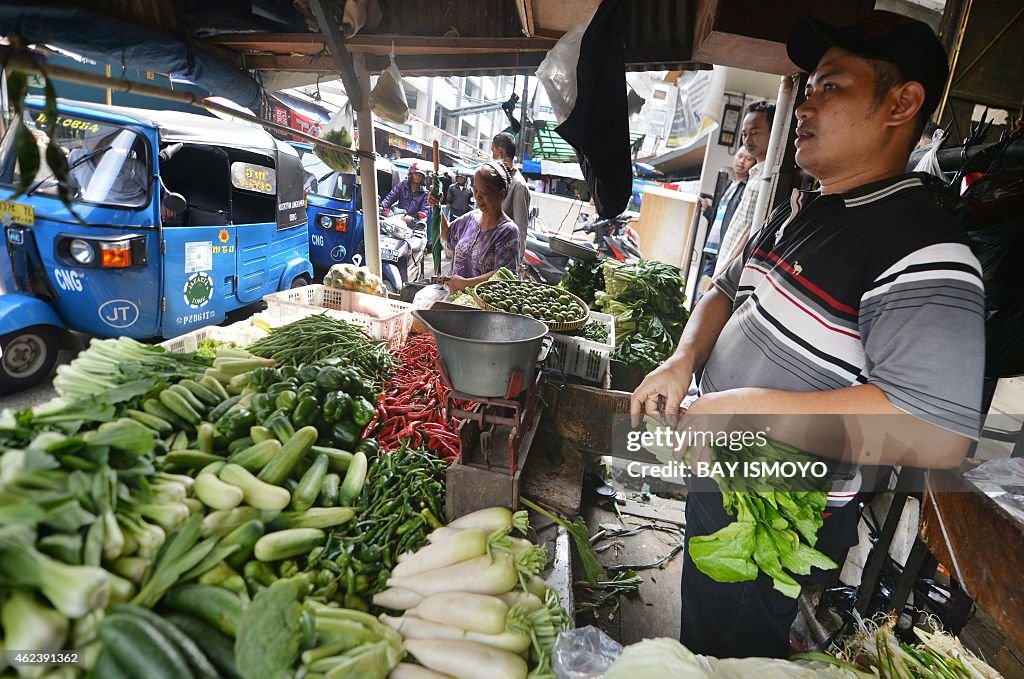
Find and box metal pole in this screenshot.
[517,75,529,164]
[354,53,382,277]
[750,75,796,238]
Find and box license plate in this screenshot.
[0,200,34,227]
[381,249,400,260]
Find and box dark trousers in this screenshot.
[680,476,859,658]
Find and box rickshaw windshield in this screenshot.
[0,110,151,209]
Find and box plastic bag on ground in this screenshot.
[370,55,410,124]
[551,626,623,678]
[315,103,356,174]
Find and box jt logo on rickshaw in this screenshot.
[98,300,139,329]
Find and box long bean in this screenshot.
[248,314,396,384]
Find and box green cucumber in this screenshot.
[222,520,266,571]
[338,451,368,505]
[257,426,317,485]
[90,648,132,679]
[197,423,217,454]
[164,450,223,471]
[200,375,231,402]
[124,408,174,435]
[97,612,194,679]
[271,507,355,530]
[193,465,244,510]
[249,425,275,443]
[168,430,191,451]
[321,473,340,507]
[168,383,206,413]
[253,527,325,561]
[292,453,328,511]
[227,436,255,455]
[143,398,191,431]
[165,614,242,679]
[163,584,245,638]
[227,439,282,472]
[208,394,243,422]
[179,379,221,407]
[160,389,202,426]
[219,463,291,511]
[310,445,353,472]
[110,604,219,679]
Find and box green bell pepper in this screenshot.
[297,383,319,401]
[219,407,255,440]
[329,420,361,450]
[292,396,320,428]
[266,412,296,443]
[275,389,298,413]
[350,397,375,428]
[249,367,279,391]
[323,391,353,424]
[279,366,299,381]
[354,438,379,458]
[251,393,274,420]
[266,381,298,399]
[315,366,346,391]
[297,365,320,385]
[340,367,361,393]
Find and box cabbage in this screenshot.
[604,638,708,678]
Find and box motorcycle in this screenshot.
[524,210,642,284]
[378,207,428,293]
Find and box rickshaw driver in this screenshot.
[67,129,149,207]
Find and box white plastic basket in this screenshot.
[546,310,615,384]
[262,285,412,350]
[159,321,265,354]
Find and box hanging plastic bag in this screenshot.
[535,8,596,124]
[370,55,410,124]
[912,128,946,180]
[315,102,356,174]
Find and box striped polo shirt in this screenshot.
[704,173,986,442]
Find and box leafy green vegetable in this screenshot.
[559,257,606,307]
[521,498,604,587]
[595,259,688,370]
[236,576,311,679]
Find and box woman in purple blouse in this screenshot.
[428,161,521,293]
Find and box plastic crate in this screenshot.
[159,321,265,354]
[546,311,615,384]
[262,285,412,350]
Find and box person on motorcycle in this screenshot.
[380,162,430,217]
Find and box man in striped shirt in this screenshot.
[630,11,985,658]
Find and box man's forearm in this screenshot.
[673,286,733,373]
[689,384,972,469]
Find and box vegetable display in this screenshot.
[372,333,469,460]
[559,257,606,308]
[374,507,573,679]
[474,280,589,327]
[247,314,395,388]
[52,337,211,402]
[595,259,689,373]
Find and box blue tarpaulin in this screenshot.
[0,3,263,112]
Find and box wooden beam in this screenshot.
[210,33,556,57]
[243,51,548,75]
[307,0,363,111]
[515,0,536,37]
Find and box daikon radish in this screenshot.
[404,639,529,679]
[408,592,509,635]
[379,615,531,654]
[372,588,424,610]
[389,663,454,679]
[446,507,528,533]
[497,591,544,614]
[526,574,546,598]
[391,529,487,578]
[426,526,466,544]
[387,552,518,597]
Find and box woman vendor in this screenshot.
[427,161,520,293]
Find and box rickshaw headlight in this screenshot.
[319,215,332,229]
[69,239,95,265]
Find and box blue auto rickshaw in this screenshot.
[0,99,312,392]
[290,142,396,277]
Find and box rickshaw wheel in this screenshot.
[0,326,60,393]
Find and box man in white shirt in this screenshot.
[491,132,531,259]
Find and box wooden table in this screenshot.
[920,464,1024,651]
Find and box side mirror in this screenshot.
[163,192,187,215]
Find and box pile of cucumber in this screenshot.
[476,280,588,325]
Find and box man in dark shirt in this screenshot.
[445,172,474,218]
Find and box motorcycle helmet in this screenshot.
[407,162,426,181]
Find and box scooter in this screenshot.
[378,208,427,293]
[523,211,642,284]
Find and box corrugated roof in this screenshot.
[531,120,644,162]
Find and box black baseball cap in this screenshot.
[787,10,949,117]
